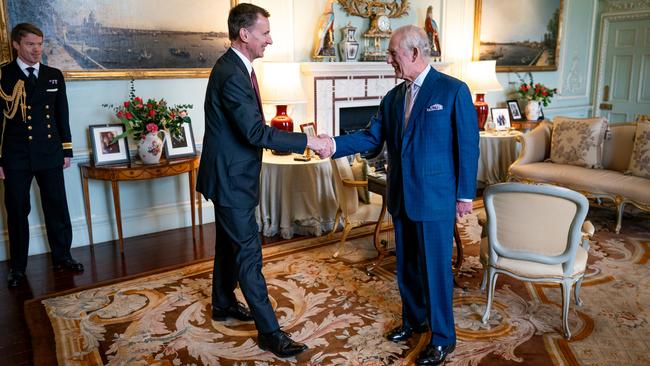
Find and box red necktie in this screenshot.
[250,69,265,123]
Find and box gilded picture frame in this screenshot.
[0,0,239,80]
[473,0,563,72]
[299,122,317,137]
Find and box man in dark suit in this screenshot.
[0,23,84,288]
[196,3,327,358]
[326,26,479,365]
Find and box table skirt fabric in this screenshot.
[477,131,522,186]
[257,154,339,239]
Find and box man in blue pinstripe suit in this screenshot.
[325,25,479,365]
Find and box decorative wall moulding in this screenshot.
[603,0,650,11]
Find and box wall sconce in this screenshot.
[462,60,503,130]
[260,62,307,154]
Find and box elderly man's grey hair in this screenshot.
[393,25,431,59]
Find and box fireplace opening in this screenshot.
[339,105,386,171]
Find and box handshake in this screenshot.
[306,134,334,159]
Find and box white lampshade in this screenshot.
[461,60,503,93]
[259,62,307,105]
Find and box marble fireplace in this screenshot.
[300,62,449,137]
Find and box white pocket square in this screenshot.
[426,104,443,112]
[46,88,58,92]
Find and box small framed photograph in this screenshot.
[490,108,511,131]
[299,122,318,159]
[506,100,524,121]
[300,122,317,137]
[163,122,196,159]
[89,124,131,166]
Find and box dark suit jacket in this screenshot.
[197,49,307,208]
[0,61,71,171]
[334,67,479,221]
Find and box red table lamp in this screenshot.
[259,62,307,154]
[462,61,503,130]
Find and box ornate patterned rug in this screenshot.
[25,206,650,365]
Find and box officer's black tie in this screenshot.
[26,66,37,87]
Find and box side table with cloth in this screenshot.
[256,150,338,239]
[477,131,522,187]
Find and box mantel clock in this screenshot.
[338,0,410,61]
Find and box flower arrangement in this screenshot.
[516,72,557,107]
[103,80,192,141]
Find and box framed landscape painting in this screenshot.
[473,0,563,72]
[0,0,238,79]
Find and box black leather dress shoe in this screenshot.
[212,302,253,321]
[415,344,456,365]
[258,330,307,358]
[386,324,428,342]
[7,270,26,288]
[54,258,84,272]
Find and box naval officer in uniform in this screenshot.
[0,23,83,288]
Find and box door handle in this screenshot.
[603,85,610,101]
[599,103,613,110]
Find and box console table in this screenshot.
[79,156,202,253]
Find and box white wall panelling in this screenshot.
[2,0,646,261]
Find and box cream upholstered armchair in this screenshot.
[479,182,595,339]
[328,156,383,258]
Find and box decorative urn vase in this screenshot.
[525,100,542,121]
[137,132,164,164]
[338,22,360,62]
[270,105,293,155]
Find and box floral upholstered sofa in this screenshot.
[508,117,650,233]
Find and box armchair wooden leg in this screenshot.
[453,224,463,271]
[482,269,498,324]
[332,218,351,258]
[574,277,584,307]
[328,210,342,239]
[480,266,488,292]
[561,279,573,339]
[615,201,625,234]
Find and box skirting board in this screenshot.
[0,200,215,262]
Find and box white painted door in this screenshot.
[598,17,650,123]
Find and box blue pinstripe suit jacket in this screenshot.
[334,67,480,221]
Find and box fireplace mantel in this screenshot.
[300,62,450,136]
[301,62,397,77]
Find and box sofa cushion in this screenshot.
[626,121,650,178]
[550,117,607,168]
[602,124,636,171]
[510,162,650,204]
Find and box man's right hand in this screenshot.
[0,167,4,180]
[306,135,333,159]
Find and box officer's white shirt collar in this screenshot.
[16,58,40,78]
[231,47,253,77]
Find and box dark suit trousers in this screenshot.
[3,167,73,272]
[212,204,279,334]
[393,213,456,346]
